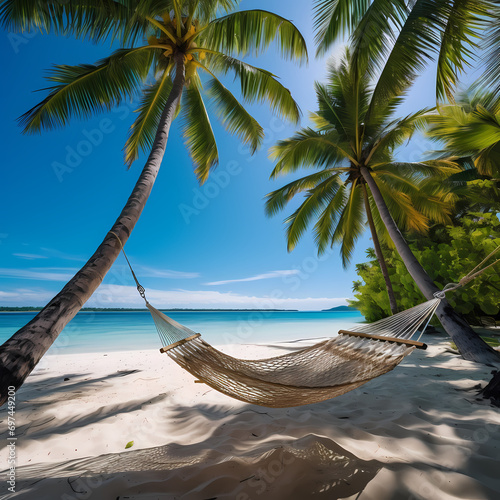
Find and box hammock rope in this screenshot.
[108,232,500,408]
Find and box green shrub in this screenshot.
[350,212,500,324]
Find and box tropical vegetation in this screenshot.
[265,49,455,315]
[266,44,500,364]
[351,212,500,324]
[425,90,500,216]
[313,0,499,102]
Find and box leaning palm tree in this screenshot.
[267,50,500,364]
[266,51,455,316]
[313,0,498,102]
[0,0,308,404]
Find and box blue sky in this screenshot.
[0,0,467,310]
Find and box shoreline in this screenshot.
[1,335,499,499]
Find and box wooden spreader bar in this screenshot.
[160,333,201,353]
[338,330,427,350]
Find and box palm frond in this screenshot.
[374,176,429,233]
[284,175,344,252]
[264,169,339,217]
[19,47,155,133]
[348,0,408,74]
[204,51,301,124]
[436,0,486,101]
[181,75,218,183]
[373,160,461,180]
[367,0,446,118]
[205,75,264,154]
[314,81,353,141]
[198,9,308,63]
[124,67,174,167]
[411,187,454,226]
[325,53,372,142]
[331,179,365,267]
[368,108,432,154]
[313,182,347,254]
[313,0,371,56]
[0,0,145,44]
[427,95,500,176]
[480,3,500,100]
[191,0,240,19]
[133,0,238,23]
[269,128,351,179]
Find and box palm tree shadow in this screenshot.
[0,369,164,451]
[3,344,498,499]
[10,424,382,499]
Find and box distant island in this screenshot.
[321,305,354,312]
[0,307,298,312]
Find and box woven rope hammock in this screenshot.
[109,233,500,408]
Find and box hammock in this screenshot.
[110,233,500,408]
[148,298,438,407]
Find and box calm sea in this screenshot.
[0,310,365,355]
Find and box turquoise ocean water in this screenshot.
[0,310,365,355]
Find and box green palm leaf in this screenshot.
[313,182,347,254]
[124,68,174,167]
[368,108,431,157]
[374,175,429,233]
[198,9,308,63]
[19,47,155,133]
[0,0,144,44]
[181,76,218,182]
[345,0,408,76]
[269,129,351,178]
[436,0,486,101]
[367,0,445,116]
[374,161,460,179]
[205,75,264,154]
[427,91,500,177]
[264,169,339,217]
[204,51,301,124]
[481,3,500,99]
[313,0,371,57]
[284,175,344,252]
[331,179,364,267]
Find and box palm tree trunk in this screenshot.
[360,166,500,365]
[362,184,398,315]
[0,54,186,406]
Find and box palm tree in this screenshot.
[267,50,500,364]
[427,90,500,177]
[0,0,308,404]
[265,52,455,316]
[312,0,498,102]
[424,89,500,216]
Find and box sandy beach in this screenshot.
[1,333,499,499]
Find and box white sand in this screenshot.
[1,335,499,499]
